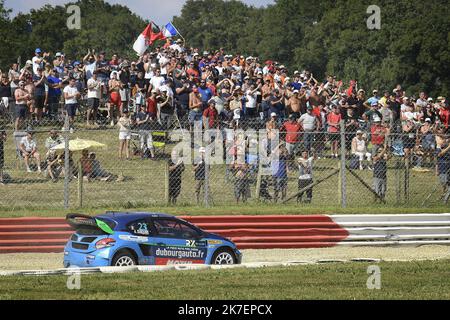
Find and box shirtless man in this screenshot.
[14,80,32,130]
[287,90,301,117]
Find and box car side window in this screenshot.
[127,220,152,236]
[153,219,200,239]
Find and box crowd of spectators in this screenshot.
[0,39,449,203]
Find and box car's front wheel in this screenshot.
[212,249,236,265]
[111,250,137,267]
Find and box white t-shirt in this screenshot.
[87,78,101,99]
[32,56,43,75]
[21,137,37,152]
[299,113,317,131]
[64,85,79,104]
[150,76,165,91]
[159,56,169,75]
[245,91,257,109]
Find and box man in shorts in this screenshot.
[86,71,102,126]
[63,78,81,128]
[14,81,31,131]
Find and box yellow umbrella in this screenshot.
[51,138,107,152]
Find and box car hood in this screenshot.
[204,232,233,243]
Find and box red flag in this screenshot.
[133,24,153,55]
[149,22,166,45]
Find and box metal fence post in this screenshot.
[78,161,83,208]
[164,161,169,205]
[340,120,347,208]
[204,153,210,208]
[63,114,70,209]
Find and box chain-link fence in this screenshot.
[1,108,449,211]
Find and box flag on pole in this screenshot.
[133,24,152,56]
[163,22,179,38]
[133,22,166,56]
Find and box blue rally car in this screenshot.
[63,212,242,267]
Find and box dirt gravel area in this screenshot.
[0,246,449,270]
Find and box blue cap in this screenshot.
[73,61,80,66]
[35,48,42,53]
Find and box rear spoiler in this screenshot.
[66,214,115,234]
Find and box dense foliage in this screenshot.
[0,0,448,96]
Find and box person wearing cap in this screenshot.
[299,104,320,152]
[364,89,380,109]
[370,114,388,156]
[46,68,62,119]
[363,101,383,125]
[32,48,44,75]
[351,130,372,170]
[20,131,42,173]
[14,80,32,130]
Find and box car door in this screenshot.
[147,218,208,265]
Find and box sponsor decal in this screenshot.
[208,240,223,245]
[153,246,206,261]
[186,240,207,247]
[155,258,205,265]
[119,235,149,243]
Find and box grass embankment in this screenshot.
[1,260,449,300]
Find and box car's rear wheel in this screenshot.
[212,249,236,265]
[112,250,137,267]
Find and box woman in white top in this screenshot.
[351,130,372,170]
[118,110,132,160]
